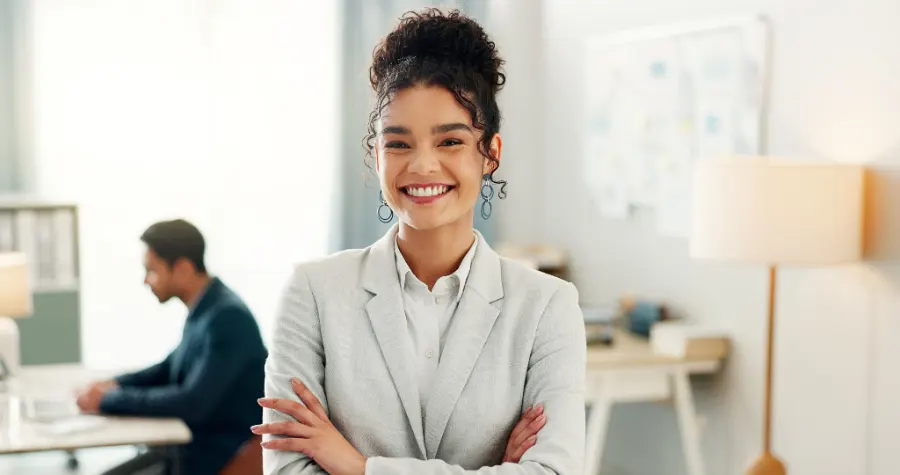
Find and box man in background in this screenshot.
[77,219,267,475]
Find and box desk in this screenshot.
[0,364,191,456]
[584,331,724,475]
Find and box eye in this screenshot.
[440,138,463,147]
[384,141,410,149]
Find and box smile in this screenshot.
[401,184,454,203]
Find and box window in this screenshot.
[29,0,340,368]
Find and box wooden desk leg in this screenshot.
[583,394,611,475]
[672,369,705,475]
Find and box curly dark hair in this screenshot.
[364,8,507,199]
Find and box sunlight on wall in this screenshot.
[29,0,340,368]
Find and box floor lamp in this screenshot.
[689,157,864,475]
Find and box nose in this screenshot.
[407,148,441,176]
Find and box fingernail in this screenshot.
[260,441,270,448]
[537,414,546,423]
[257,398,270,406]
[536,404,544,414]
[291,377,301,386]
[250,425,261,433]
[527,435,537,443]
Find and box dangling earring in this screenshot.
[377,190,394,224]
[480,175,495,220]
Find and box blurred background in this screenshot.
[1,0,899,474]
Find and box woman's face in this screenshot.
[375,84,501,232]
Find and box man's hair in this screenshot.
[140,219,207,273]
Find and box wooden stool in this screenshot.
[219,435,262,475]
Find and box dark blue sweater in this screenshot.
[101,278,267,475]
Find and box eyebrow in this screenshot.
[381,125,410,135]
[379,123,473,135]
[432,123,473,134]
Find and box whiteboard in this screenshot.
[582,16,770,237]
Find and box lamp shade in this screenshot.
[0,252,33,317]
[690,158,864,265]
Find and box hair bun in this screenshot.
[370,8,505,92]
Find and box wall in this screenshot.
[493,0,900,474]
[0,0,17,190]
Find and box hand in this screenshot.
[503,403,546,463]
[75,379,118,413]
[254,378,367,475]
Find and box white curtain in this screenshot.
[28,0,341,369]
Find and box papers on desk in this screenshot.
[23,397,79,422]
[650,321,729,359]
[21,397,107,437]
[33,415,107,436]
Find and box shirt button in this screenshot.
[426,350,434,359]
[435,296,443,304]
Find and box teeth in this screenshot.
[407,186,448,197]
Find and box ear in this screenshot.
[483,133,502,176]
[172,257,193,276]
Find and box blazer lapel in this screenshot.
[361,226,427,458]
[423,231,504,458]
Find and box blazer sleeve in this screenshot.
[99,308,255,426]
[263,266,329,475]
[365,282,587,475]
[114,352,173,387]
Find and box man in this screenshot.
[77,219,267,475]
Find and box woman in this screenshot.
[253,8,586,475]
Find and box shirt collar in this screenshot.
[187,277,216,315]
[394,234,478,300]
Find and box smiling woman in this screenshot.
[260,8,586,475]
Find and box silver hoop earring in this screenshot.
[480,175,495,220]
[377,191,394,224]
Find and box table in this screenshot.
[0,364,191,462]
[584,331,725,475]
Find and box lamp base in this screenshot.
[0,316,21,378]
[746,452,786,475]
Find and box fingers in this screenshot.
[251,421,315,438]
[260,437,313,455]
[509,404,543,448]
[507,406,546,459]
[291,378,329,424]
[258,398,320,427]
[507,435,537,463]
[508,404,540,443]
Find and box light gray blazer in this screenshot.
[263,227,586,475]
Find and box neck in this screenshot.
[179,274,212,308]
[397,217,475,290]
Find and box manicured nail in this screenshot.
[250,425,262,433]
[537,414,546,424]
[527,435,537,443]
[260,441,271,448]
[257,398,270,406]
[535,404,544,414]
[291,377,301,386]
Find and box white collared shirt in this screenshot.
[394,235,477,410]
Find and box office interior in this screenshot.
[0,0,898,474]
